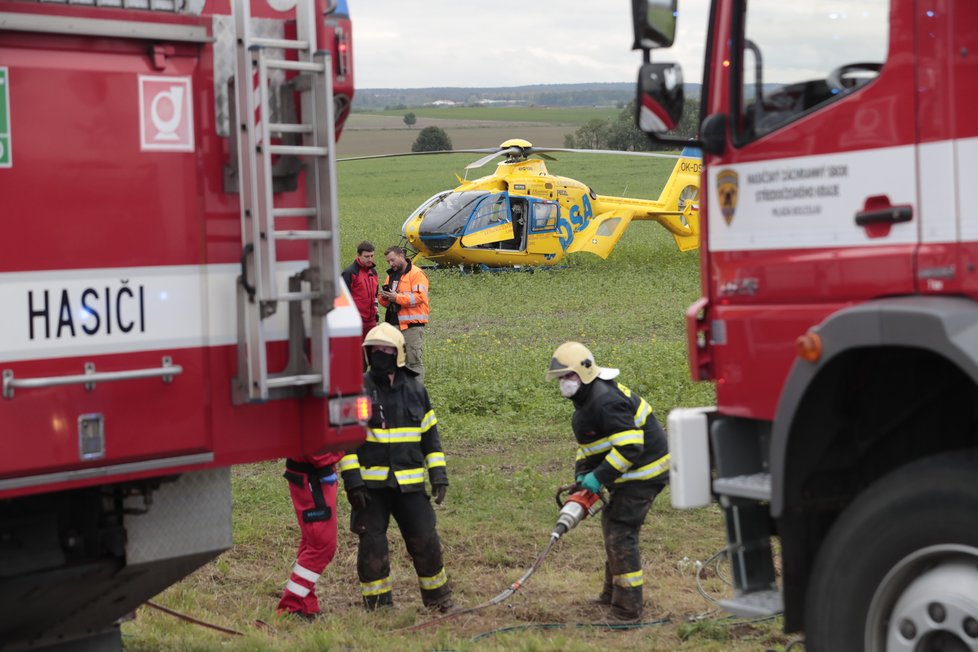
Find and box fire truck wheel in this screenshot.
[804,450,978,652]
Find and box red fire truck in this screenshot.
[0,0,365,648]
[634,0,978,649]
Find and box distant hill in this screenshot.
[353,82,702,111]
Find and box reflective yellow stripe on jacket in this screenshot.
[613,453,670,483]
[367,427,421,444]
[425,452,446,469]
[617,383,652,427]
[338,454,361,472]
[361,466,390,482]
[576,430,643,462]
[394,467,425,485]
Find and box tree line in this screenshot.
[406,98,700,154]
[562,99,700,151]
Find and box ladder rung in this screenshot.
[273,229,332,241]
[267,373,323,389]
[265,59,324,73]
[267,144,328,157]
[272,207,318,218]
[276,291,322,302]
[250,37,309,51]
[269,123,314,135]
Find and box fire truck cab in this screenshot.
[635,1,978,649]
[0,0,364,649]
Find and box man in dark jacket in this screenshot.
[341,240,379,338]
[546,341,670,622]
[338,323,452,612]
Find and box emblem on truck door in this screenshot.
[717,169,739,225]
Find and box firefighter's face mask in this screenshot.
[559,373,582,398]
[369,346,398,374]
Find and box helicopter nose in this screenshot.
[405,214,456,254]
[417,233,457,254]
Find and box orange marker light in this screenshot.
[796,332,822,363]
[356,395,372,424]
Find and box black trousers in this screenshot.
[352,487,450,606]
[600,483,665,601]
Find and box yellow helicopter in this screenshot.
[345,138,702,268]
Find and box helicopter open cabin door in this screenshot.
[459,194,516,248]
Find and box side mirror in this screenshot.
[635,62,684,133]
[632,0,678,49]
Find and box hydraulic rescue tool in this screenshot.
[401,484,607,632]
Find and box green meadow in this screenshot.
[122,148,792,650]
[370,106,622,124]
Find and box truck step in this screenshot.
[712,472,771,501]
[719,589,783,618]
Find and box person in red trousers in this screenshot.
[276,450,344,620]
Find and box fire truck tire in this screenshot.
[804,450,978,652]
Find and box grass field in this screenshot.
[339,106,625,157]
[369,106,622,123]
[121,132,794,650]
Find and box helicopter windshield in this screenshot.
[418,190,491,236]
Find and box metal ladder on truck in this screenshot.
[231,0,341,403]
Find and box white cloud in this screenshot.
[350,0,710,88]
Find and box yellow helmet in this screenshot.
[363,323,406,368]
[545,341,619,384]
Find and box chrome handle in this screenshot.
[3,357,182,399]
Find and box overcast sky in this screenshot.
[350,1,710,89]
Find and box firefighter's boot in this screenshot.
[593,562,613,606]
[363,592,393,611]
[609,586,643,622]
[421,582,454,613]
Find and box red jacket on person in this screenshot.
[342,258,379,335]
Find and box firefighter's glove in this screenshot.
[581,472,602,494]
[432,484,447,505]
[347,487,369,511]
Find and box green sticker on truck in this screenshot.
[0,67,9,168]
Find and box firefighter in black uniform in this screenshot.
[338,323,453,612]
[546,341,670,621]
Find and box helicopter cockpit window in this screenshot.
[466,194,510,234]
[419,190,490,236]
[531,202,558,231]
[735,0,888,143]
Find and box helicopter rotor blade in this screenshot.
[338,148,500,163]
[464,147,523,170]
[526,147,694,160]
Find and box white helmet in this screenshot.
[545,341,619,384]
[363,323,406,368]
